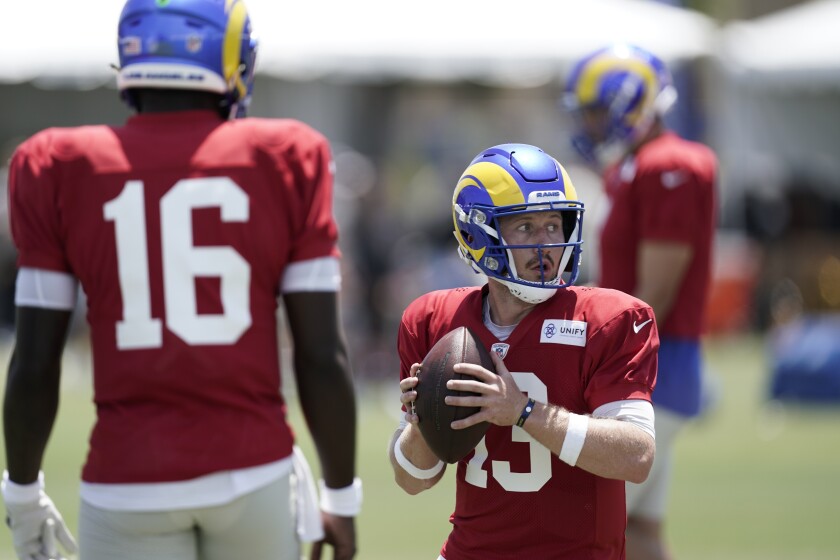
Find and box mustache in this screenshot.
[526,253,556,270]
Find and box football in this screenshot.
[414,326,495,463]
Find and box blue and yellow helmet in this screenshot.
[117,0,257,118]
[564,44,676,167]
[453,144,584,303]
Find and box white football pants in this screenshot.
[78,474,299,560]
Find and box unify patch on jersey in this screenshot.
[540,319,587,347]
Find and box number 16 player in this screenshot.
[2,1,359,559]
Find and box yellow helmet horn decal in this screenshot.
[223,0,248,100]
[558,164,577,201]
[575,55,658,109]
[452,171,485,263]
[452,162,527,263]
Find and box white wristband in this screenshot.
[559,413,589,467]
[1,470,44,504]
[393,437,444,480]
[318,478,362,517]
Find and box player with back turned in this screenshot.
[2,1,359,559]
[390,143,659,559]
[564,44,718,560]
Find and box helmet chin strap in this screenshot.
[497,277,559,304]
[500,237,561,304]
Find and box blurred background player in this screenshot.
[564,44,718,560]
[390,144,658,559]
[1,1,359,559]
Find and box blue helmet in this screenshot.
[117,0,258,118]
[452,144,584,303]
[564,44,676,167]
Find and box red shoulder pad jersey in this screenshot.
[398,285,658,560]
[8,111,339,483]
[599,131,717,338]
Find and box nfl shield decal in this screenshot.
[491,343,510,360]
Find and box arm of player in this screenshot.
[635,240,692,324]
[4,307,73,484]
[284,292,358,560]
[3,306,78,559]
[447,353,654,484]
[388,364,447,495]
[517,402,654,483]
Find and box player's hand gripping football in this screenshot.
[398,363,423,425]
[2,476,78,560]
[445,352,531,429]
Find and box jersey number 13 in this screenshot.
[465,372,552,492]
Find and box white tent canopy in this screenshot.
[721,0,840,88]
[710,0,840,210]
[2,0,716,87]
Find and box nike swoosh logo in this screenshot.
[661,170,687,189]
[633,319,653,334]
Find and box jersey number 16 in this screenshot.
[104,177,252,350]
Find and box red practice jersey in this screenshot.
[599,131,717,338]
[398,285,658,560]
[8,110,339,483]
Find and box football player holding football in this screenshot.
[564,44,718,560]
[390,143,659,559]
[2,1,359,559]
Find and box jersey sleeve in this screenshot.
[396,308,427,415]
[15,268,78,310]
[286,131,340,264]
[7,135,72,273]
[280,256,341,293]
[583,304,659,410]
[635,167,702,244]
[397,307,428,381]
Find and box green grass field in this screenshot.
[1,333,839,559]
